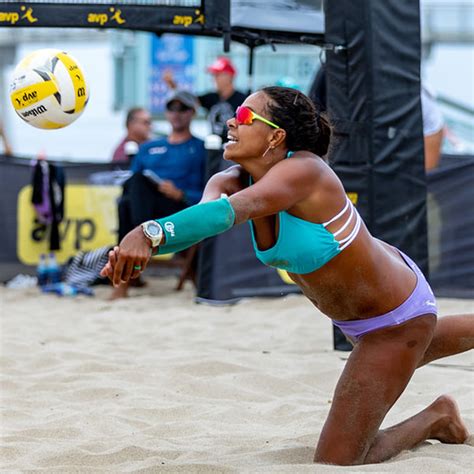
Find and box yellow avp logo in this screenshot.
[0,5,38,25]
[173,9,205,27]
[87,7,125,26]
[17,184,121,265]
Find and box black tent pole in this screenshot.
[247,44,255,95]
[221,0,231,52]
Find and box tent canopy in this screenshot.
[0,0,325,48]
[231,0,324,47]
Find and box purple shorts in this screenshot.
[333,251,437,342]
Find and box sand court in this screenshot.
[1,278,473,473]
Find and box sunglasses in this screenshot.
[166,103,193,113]
[235,106,280,129]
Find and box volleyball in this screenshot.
[9,49,89,129]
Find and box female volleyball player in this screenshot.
[101,87,473,465]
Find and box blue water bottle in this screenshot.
[47,252,62,284]
[37,253,48,287]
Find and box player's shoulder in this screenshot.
[220,164,244,177]
[275,150,326,174]
[209,165,245,184]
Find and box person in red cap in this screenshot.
[164,56,246,142]
[207,56,236,75]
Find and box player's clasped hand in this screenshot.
[100,227,153,287]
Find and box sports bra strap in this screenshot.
[339,211,362,251]
[332,204,354,237]
[321,196,361,251]
[322,197,350,227]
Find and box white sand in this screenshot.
[1,277,473,473]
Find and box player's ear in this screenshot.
[270,128,286,148]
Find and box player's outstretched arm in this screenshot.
[100,158,318,286]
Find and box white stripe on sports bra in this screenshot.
[339,211,361,251]
[322,196,362,252]
[322,198,350,227]
[332,205,354,238]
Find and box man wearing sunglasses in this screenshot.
[111,90,207,299]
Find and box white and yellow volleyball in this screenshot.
[9,49,89,129]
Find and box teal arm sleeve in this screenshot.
[155,197,235,255]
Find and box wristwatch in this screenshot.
[141,220,163,247]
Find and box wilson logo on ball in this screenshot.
[21,105,48,118]
[9,49,89,129]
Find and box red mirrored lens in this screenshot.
[235,106,253,125]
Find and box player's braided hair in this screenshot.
[261,86,331,160]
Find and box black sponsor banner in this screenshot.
[0,1,324,48]
[0,3,207,33]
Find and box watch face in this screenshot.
[147,224,160,236]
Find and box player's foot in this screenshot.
[429,395,470,444]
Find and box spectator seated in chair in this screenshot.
[110,90,207,300]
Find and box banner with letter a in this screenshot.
[0,155,119,280]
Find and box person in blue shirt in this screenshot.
[112,90,206,299]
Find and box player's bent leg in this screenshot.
[418,314,474,367]
[314,314,436,466]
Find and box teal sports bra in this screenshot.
[249,179,361,275]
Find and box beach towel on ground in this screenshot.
[62,246,111,287]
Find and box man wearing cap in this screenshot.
[164,57,247,141]
[110,90,207,299]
